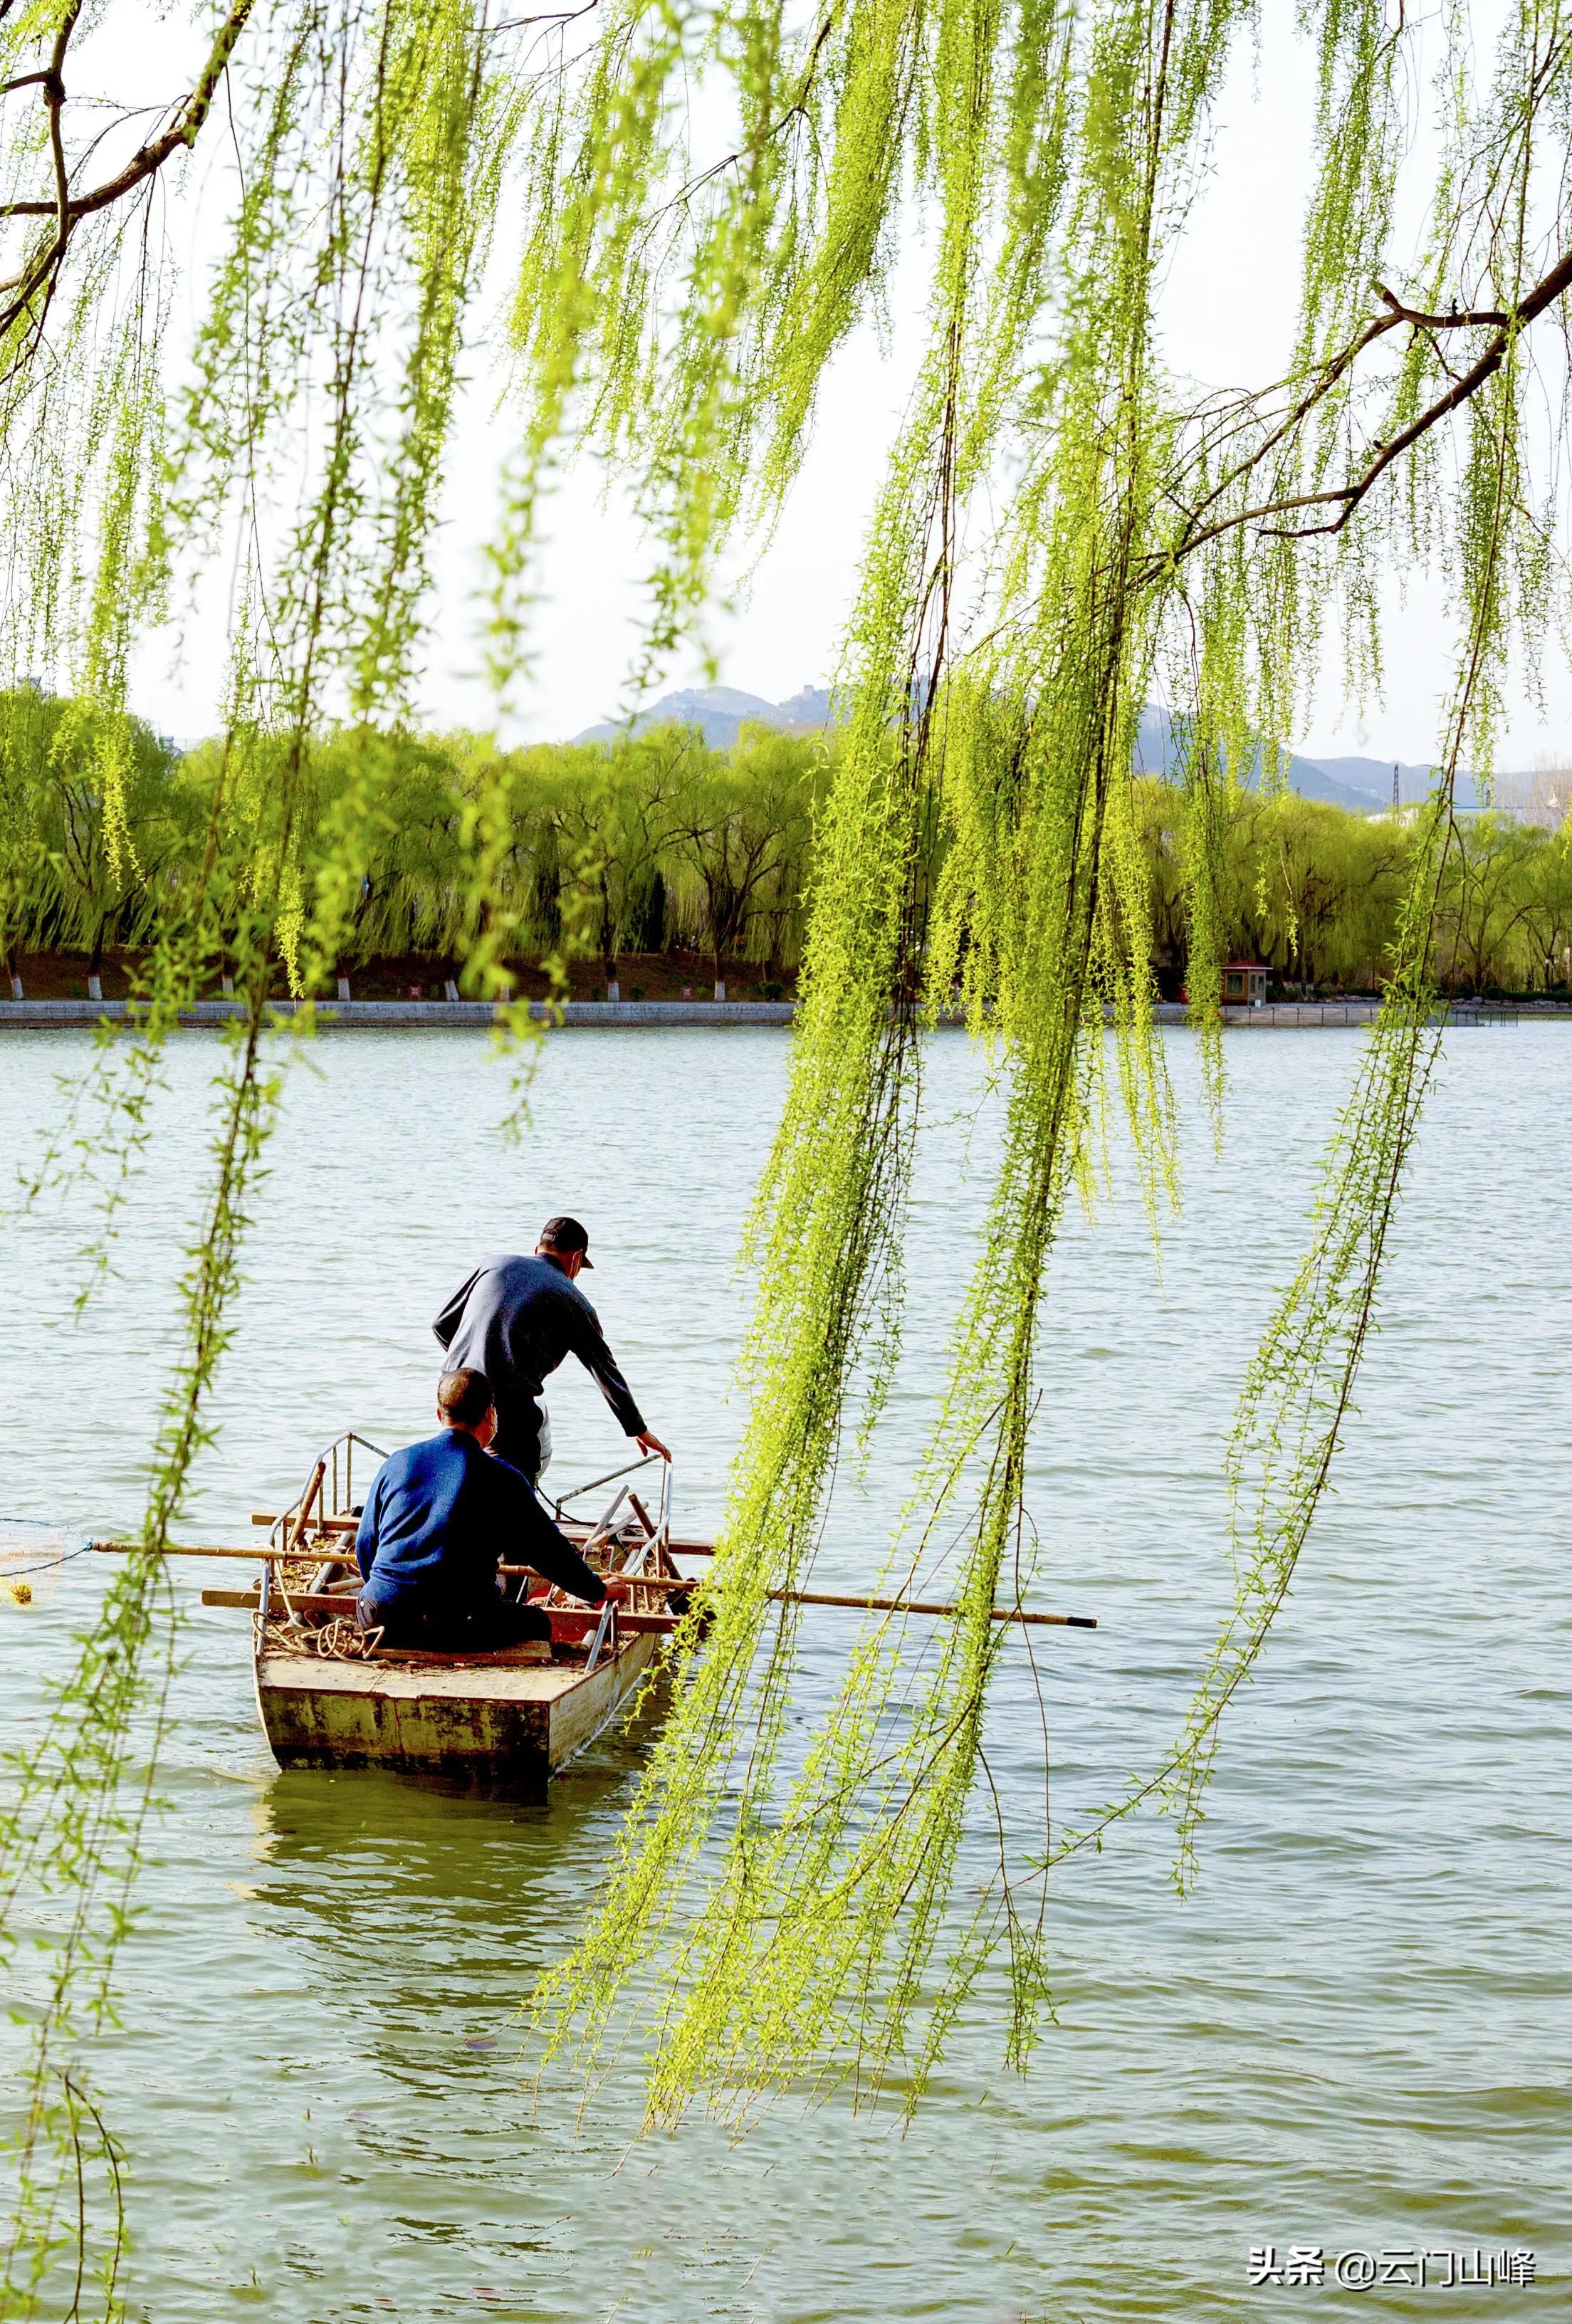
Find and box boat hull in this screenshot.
[256,1628,662,1789]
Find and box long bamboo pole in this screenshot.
[515,1567,1098,1627]
[92,1540,273,1561]
[90,1542,1096,1628]
[769,1588,1095,1629]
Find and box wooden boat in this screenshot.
[207,1432,707,1792]
[132,1441,1092,1791]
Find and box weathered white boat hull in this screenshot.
[256,1628,663,1788]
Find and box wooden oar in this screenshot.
[201,1588,1094,1639]
[93,1541,676,1576]
[93,1539,279,1561]
[93,1542,1095,1629]
[768,1588,1094,1629]
[617,1574,1096,1628]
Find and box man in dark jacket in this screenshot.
[431,1215,669,1481]
[355,1367,614,1650]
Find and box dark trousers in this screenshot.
[492,1401,548,1482]
[356,1589,550,1651]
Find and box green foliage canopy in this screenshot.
[11,707,1572,997]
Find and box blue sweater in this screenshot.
[355,1429,605,1616]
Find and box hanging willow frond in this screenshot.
[1,5,1571,2292]
[521,0,1572,2121]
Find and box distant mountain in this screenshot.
[1133,707,1374,807]
[1301,752,1482,810]
[575,686,1481,811]
[1134,708,1483,812]
[575,684,819,749]
[772,684,837,729]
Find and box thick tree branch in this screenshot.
[0,0,254,372]
[1159,241,1572,568]
[0,0,254,225]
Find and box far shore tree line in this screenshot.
[4,688,1572,1003]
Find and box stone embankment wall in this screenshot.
[0,997,796,1029]
[0,996,1550,1031]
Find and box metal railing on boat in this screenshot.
[95,1440,1099,1640]
[256,1429,390,1637]
[547,1455,674,1673]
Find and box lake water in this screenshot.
[1,1023,1566,2321]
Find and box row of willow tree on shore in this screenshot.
[6,688,1572,997]
[0,689,824,995]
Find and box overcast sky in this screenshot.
[126,6,1572,768]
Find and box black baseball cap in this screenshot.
[540,1214,593,1267]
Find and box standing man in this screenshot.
[432,1215,670,1482]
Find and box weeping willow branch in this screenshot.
[0,990,279,2317]
[1052,137,1533,1907]
[526,0,1572,2127]
[1163,241,1572,557]
[2,6,542,2296]
[1,0,1571,2221]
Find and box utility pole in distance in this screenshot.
[1393,762,1400,812]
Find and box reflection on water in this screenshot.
[1,1026,1568,2319]
[254,1741,649,1968]
[253,1775,564,2155]
[251,1687,676,2042]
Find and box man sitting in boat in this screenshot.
[354,1367,614,1651]
[431,1215,670,1481]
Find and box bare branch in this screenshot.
[0,0,254,371]
[0,0,254,224]
[1161,241,1572,565]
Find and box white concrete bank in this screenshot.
[0,996,1537,1032]
[0,996,797,1030]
